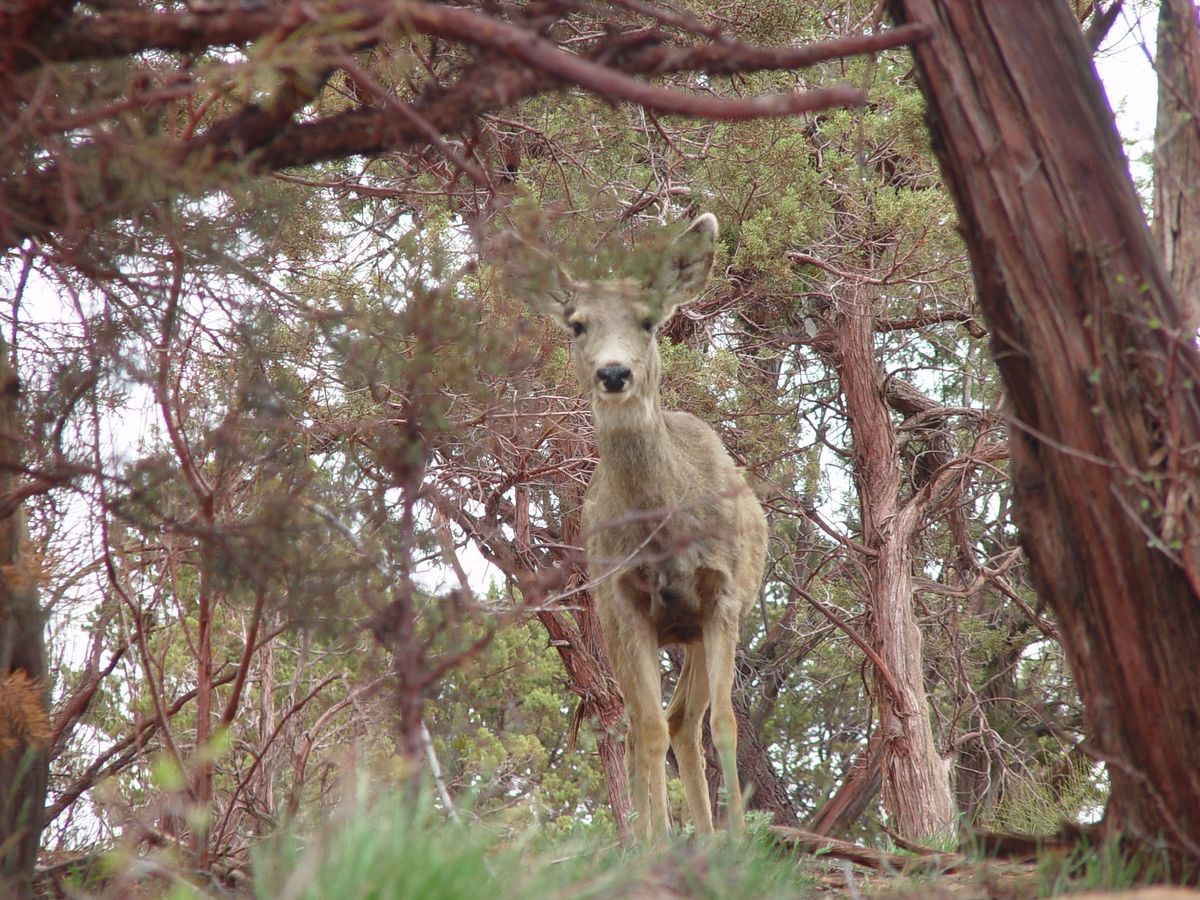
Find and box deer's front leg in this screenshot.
[602,591,670,844]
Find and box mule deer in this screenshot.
[521,214,768,842]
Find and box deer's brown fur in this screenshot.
[522,214,768,842]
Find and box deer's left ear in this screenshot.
[649,213,718,324]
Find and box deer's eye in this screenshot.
[570,321,586,337]
[641,319,654,333]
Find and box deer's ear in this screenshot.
[507,246,579,332]
[649,213,717,323]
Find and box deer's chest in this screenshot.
[582,491,730,646]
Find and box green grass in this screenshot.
[252,794,498,900]
[1035,835,1182,896]
[251,794,823,899]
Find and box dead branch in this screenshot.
[769,825,963,873]
[42,668,239,826]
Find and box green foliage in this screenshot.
[990,761,1106,837]
[428,614,610,839]
[18,0,1105,884]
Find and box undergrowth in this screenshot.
[1035,835,1192,896]
[65,784,1200,898]
[251,791,822,900]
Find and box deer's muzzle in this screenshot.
[597,365,632,393]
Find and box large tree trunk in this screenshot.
[0,339,48,899]
[538,606,632,839]
[1154,0,1200,333]
[889,0,1200,864]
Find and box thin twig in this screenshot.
[421,719,461,823]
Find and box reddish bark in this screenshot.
[0,0,72,75]
[807,738,884,838]
[430,491,633,839]
[0,5,925,253]
[539,609,632,840]
[832,284,954,840]
[890,0,1200,863]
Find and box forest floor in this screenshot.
[42,848,1200,899]
[628,854,1200,900]
[41,797,1200,899]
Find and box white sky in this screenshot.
[1094,4,1159,180]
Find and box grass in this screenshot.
[1035,835,1183,896]
[250,794,823,899]
[252,792,1200,900]
[67,783,1200,898]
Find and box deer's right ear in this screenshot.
[506,247,578,332]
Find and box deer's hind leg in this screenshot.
[666,644,713,834]
[698,567,746,837]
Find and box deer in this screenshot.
[519,213,768,843]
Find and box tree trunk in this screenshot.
[538,607,632,840]
[889,0,1200,864]
[954,630,1021,825]
[1154,0,1200,334]
[833,284,954,840]
[428,487,635,839]
[730,694,800,828]
[0,338,48,899]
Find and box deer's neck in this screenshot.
[592,395,676,507]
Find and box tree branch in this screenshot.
[6,4,934,249]
[390,3,865,119]
[30,1,927,77]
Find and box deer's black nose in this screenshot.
[597,365,632,392]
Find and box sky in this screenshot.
[1094,3,1159,182]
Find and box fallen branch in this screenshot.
[769,825,964,873]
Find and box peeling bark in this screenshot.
[833,284,954,840]
[539,607,632,840]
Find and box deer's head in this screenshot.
[521,214,718,411]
